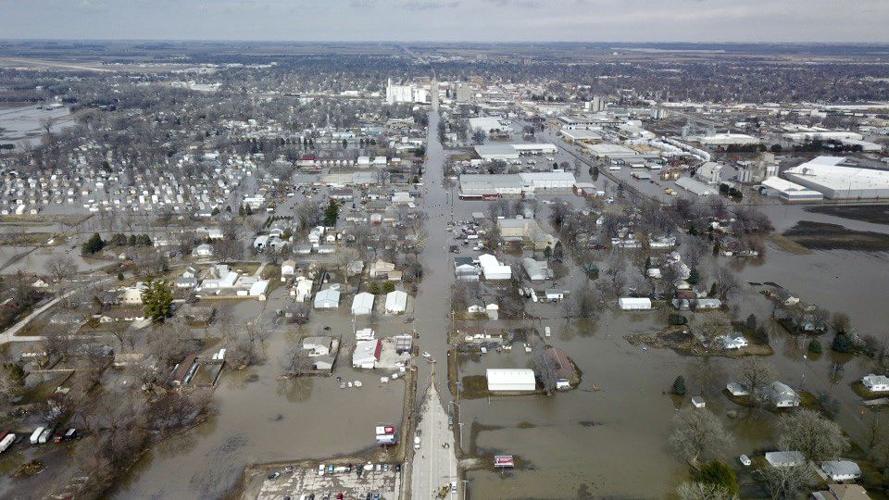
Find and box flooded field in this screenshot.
[0,103,74,147]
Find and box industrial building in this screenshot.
[478,253,512,280]
[584,143,639,160]
[695,133,760,146]
[783,156,889,200]
[474,143,557,161]
[474,144,520,161]
[675,177,716,197]
[469,117,509,134]
[486,368,536,392]
[560,129,602,144]
[459,172,576,198]
[761,176,824,202]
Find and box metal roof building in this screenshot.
[675,176,716,197]
[384,290,408,314]
[784,156,889,200]
[351,292,375,316]
[313,287,341,309]
[486,368,536,392]
[761,176,824,202]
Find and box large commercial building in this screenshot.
[761,176,824,202]
[385,79,428,105]
[486,369,536,392]
[675,177,716,197]
[474,143,557,160]
[459,172,577,198]
[783,156,889,200]
[469,117,509,134]
[695,133,760,146]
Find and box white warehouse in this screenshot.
[783,156,889,200]
[486,369,536,392]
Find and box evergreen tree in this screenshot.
[142,278,173,322]
[671,375,687,396]
[81,233,105,255]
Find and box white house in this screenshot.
[351,292,375,316]
[862,374,889,393]
[763,381,801,408]
[314,286,341,309]
[385,290,408,314]
[291,277,313,302]
[820,460,862,482]
[726,382,750,397]
[353,340,380,369]
[192,243,213,258]
[281,259,296,281]
[717,335,748,350]
[619,297,652,310]
[121,283,147,305]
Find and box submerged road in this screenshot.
[406,107,460,498]
[412,107,455,400]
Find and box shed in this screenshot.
[486,368,536,392]
[619,297,652,310]
[765,451,805,468]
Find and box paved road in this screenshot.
[0,278,112,344]
[410,381,457,499]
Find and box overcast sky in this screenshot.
[2,0,888,43]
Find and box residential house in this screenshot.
[351,292,375,316]
[762,381,801,408]
[820,461,862,482]
[314,286,341,309]
[862,374,889,393]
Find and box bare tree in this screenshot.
[738,357,776,403]
[712,266,741,301]
[777,409,849,462]
[675,481,734,500]
[669,407,732,465]
[46,255,76,283]
[758,465,814,500]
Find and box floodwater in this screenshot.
[0,104,74,147]
[113,294,407,498]
[96,109,889,498]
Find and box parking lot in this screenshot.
[257,462,401,500]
